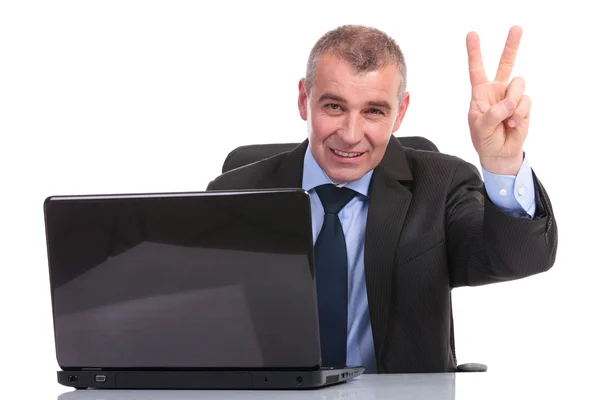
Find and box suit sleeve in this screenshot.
[445,160,558,288]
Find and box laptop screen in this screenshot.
[44,189,321,370]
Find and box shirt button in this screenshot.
[499,189,507,196]
[518,187,525,196]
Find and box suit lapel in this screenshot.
[364,137,413,368]
[260,140,308,188]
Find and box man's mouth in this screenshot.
[330,148,365,158]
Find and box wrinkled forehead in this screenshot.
[312,54,403,105]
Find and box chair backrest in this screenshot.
[221,135,439,173]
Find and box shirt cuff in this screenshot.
[481,153,536,219]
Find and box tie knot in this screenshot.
[315,184,357,215]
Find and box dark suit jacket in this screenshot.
[206,137,558,373]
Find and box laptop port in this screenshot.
[95,375,107,383]
[68,375,78,383]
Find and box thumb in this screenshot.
[481,99,515,130]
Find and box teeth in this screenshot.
[333,149,362,158]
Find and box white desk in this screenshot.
[55,374,454,400]
[51,371,588,400]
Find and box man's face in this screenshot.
[298,53,410,183]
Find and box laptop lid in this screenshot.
[43,188,321,371]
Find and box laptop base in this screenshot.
[58,367,365,389]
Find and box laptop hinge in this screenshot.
[82,367,102,371]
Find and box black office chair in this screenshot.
[221,135,487,373]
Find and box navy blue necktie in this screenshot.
[314,183,357,368]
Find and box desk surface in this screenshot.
[50,371,587,400]
[55,374,454,400]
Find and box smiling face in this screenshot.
[298,53,410,183]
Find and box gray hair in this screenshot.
[305,25,407,100]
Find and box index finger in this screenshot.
[466,31,488,87]
[494,25,522,83]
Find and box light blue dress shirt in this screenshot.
[301,146,536,373]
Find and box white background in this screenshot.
[1,0,598,398]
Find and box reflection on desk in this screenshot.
[57,374,456,400]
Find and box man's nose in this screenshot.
[338,113,364,145]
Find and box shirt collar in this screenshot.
[301,144,373,198]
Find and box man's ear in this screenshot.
[298,78,308,121]
[392,91,410,133]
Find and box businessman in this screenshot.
[206,25,558,373]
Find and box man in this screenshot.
[206,25,558,373]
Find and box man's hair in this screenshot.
[305,25,407,100]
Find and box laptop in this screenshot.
[43,188,365,389]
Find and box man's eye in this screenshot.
[368,108,384,115]
[326,104,341,110]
